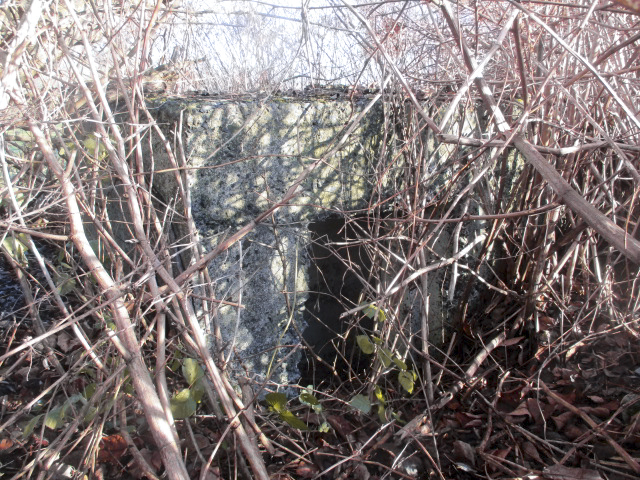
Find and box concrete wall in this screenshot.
[150,94,508,387]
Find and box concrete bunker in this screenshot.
[151,94,387,386]
[149,92,517,387]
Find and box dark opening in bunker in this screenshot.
[299,216,373,385]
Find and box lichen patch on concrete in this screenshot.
[149,94,520,387]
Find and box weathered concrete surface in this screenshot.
[149,94,517,386]
[152,96,386,385]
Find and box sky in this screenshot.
[155,0,444,92]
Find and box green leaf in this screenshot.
[123,381,135,395]
[88,239,103,261]
[349,394,371,414]
[44,405,66,430]
[391,411,406,424]
[363,304,386,322]
[169,358,181,372]
[374,386,386,406]
[2,234,28,265]
[392,357,408,371]
[377,404,387,423]
[79,367,96,380]
[279,410,309,430]
[318,421,331,433]
[398,370,415,394]
[182,358,204,385]
[356,335,374,354]
[170,388,197,419]
[191,378,206,403]
[300,387,322,412]
[379,347,393,368]
[265,392,288,413]
[83,134,98,152]
[83,406,98,425]
[372,336,383,345]
[65,394,85,410]
[66,393,84,404]
[83,134,107,159]
[22,414,43,437]
[57,275,76,296]
[266,393,309,430]
[299,392,319,406]
[83,383,97,400]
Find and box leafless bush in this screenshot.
[1,0,639,478]
[1,1,271,478]
[328,1,640,477]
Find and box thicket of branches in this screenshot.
[1,1,639,479]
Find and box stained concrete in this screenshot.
[149,94,517,386]
[150,96,387,386]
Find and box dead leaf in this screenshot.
[543,464,603,479]
[493,447,511,460]
[128,448,157,480]
[150,450,163,471]
[624,413,640,436]
[0,438,14,451]
[552,411,574,431]
[522,441,543,463]
[31,435,49,447]
[302,412,323,425]
[441,416,459,429]
[509,401,531,417]
[447,399,462,410]
[453,440,476,467]
[352,462,371,480]
[454,412,483,428]
[200,466,222,480]
[611,332,628,347]
[201,472,220,480]
[527,398,555,425]
[536,345,549,360]
[293,459,318,478]
[326,415,354,439]
[269,474,294,480]
[552,368,579,383]
[396,414,432,440]
[486,447,511,473]
[187,433,210,450]
[563,424,586,441]
[57,332,79,353]
[566,341,585,359]
[499,336,524,347]
[548,390,576,405]
[505,414,528,424]
[527,398,544,424]
[581,406,610,418]
[97,434,128,464]
[538,316,556,330]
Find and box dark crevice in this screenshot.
[298,216,373,386]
